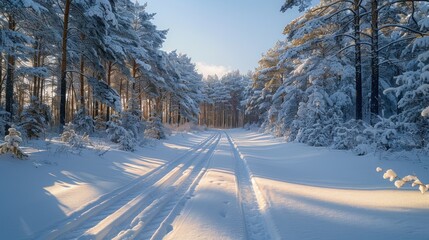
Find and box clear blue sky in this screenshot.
[142,0,311,76]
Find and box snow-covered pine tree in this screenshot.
[167,51,204,124]
[0,0,46,125]
[106,114,136,151]
[144,116,166,139]
[251,42,285,134]
[384,2,429,149]
[60,122,89,149]
[73,109,95,134]
[18,97,51,139]
[121,106,145,139]
[0,128,27,159]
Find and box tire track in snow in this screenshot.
[35,132,219,240]
[225,132,280,240]
[114,132,221,240]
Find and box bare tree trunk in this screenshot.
[59,0,72,131]
[79,35,85,113]
[177,105,181,127]
[354,0,363,120]
[36,54,44,100]
[0,52,3,106]
[70,78,75,121]
[125,78,129,108]
[370,0,379,122]
[5,14,16,133]
[32,39,39,98]
[106,61,112,121]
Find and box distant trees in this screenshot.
[200,71,250,128]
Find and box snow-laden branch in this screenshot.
[379,24,428,37]
[376,167,428,194]
[377,36,416,52]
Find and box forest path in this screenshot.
[36,131,278,240]
[28,129,429,240]
[36,132,220,240]
[162,132,279,240]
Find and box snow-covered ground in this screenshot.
[1,129,428,239]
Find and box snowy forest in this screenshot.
[1,0,429,239]
[1,0,429,153]
[246,0,429,153]
[0,0,250,150]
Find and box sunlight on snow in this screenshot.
[43,171,104,215]
[259,178,429,212]
[163,142,191,151]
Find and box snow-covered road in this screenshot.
[35,132,278,240]
[1,129,428,239]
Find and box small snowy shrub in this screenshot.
[353,144,374,156]
[121,110,145,138]
[106,115,136,151]
[144,117,166,139]
[0,128,28,159]
[94,115,106,130]
[19,97,51,139]
[118,131,136,151]
[376,167,429,194]
[60,122,89,149]
[333,120,368,150]
[73,109,94,134]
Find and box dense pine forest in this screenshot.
[246,0,429,153]
[0,0,250,148]
[1,0,429,153]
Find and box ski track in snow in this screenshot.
[36,131,281,240]
[225,132,280,240]
[36,132,220,240]
[117,133,220,240]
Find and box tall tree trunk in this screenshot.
[70,79,75,120]
[168,94,172,124]
[80,34,85,113]
[131,60,137,111]
[0,52,3,106]
[370,0,379,122]
[354,0,363,120]
[177,105,181,127]
[39,56,45,100]
[59,0,72,131]
[32,39,39,98]
[5,14,16,133]
[106,61,112,121]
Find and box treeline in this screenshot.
[199,71,250,129]
[1,0,205,140]
[246,0,429,152]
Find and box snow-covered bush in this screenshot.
[376,167,429,194]
[94,115,106,131]
[353,144,374,156]
[333,120,367,150]
[73,109,94,134]
[144,116,166,139]
[0,128,28,159]
[121,109,145,138]
[359,118,421,152]
[60,122,89,149]
[106,115,136,151]
[18,97,51,139]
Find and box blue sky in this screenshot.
[142,0,307,77]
